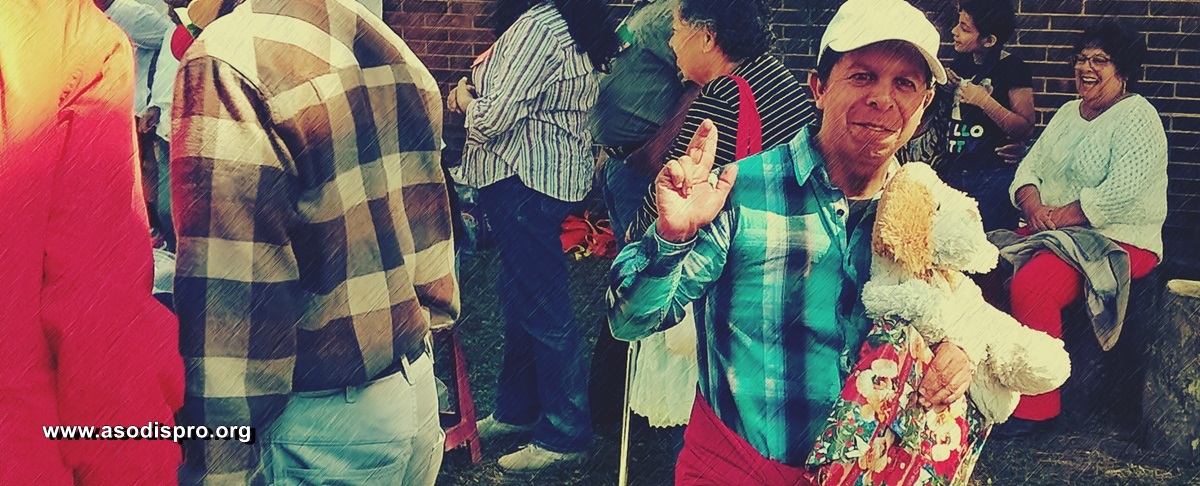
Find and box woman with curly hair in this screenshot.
[625,0,816,240]
[990,20,1168,438]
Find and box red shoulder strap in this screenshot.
[727,74,764,160]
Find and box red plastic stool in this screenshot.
[434,326,481,463]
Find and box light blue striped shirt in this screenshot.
[609,126,879,465]
[460,2,599,202]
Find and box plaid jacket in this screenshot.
[171,0,459,482]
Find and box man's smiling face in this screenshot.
[810,41,935,161]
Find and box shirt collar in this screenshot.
[787,124,899,200]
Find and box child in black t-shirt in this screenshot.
[943,0,1036,231]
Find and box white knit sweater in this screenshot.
[1010,95,1169,257]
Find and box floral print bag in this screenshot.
[806,317,991,486]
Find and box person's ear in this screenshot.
[808,71,826,110]
[702,29,716,53]
[983,35,997,49]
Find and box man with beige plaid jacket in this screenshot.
[171,0,459,483]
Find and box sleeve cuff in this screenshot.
[465,99,490,144]
[1009,178,1040,209]
[641,223,695,278]
[1077,187,1109,227]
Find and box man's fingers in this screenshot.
[928,365,971,405]
[662,159,688,193]
[685,119,719,173]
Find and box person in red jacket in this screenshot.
[0,1,185,484]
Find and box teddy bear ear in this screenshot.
[874,165,937,280]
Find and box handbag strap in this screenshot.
[727,74,764,159]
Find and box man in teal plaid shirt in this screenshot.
[608,0,976,481]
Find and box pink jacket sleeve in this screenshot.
[38,24,185,486]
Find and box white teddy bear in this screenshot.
[862,162,1071,424]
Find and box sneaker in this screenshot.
[990,417,1054,439]
[498,444,587,474]
[477,414,535,441]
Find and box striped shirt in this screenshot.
[171,0,459,482]
[459,2,600,202]
[629,54,815,239]
[609,126,878,466]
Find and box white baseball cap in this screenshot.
[818,0,947,85]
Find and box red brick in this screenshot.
[1176,82,1200,99]
[421,56,449,69]
[427,14,475,29]
[1159,100,1200,117]
[1044,78,1075,93]
[446,29,494,44]
[401,26,449,41]
[1025,60,1074,78]
[1169,162,1200,181]
[1147,33,1200,51]
[1008,46,1048,62]
[1169,132,1200,151]
[1183,18,1200,35]
[1138,81,1176,98]
[1147,65,1199,80]
[1084,1,1150,16]
[401,0,447,14]
[1168,146,1199,165]
[1039,92,1078,109]
[385,11,421,27]
[1019,0,1083,15]
[1051,15,1180,34]
[1149,1,1200,18]
[1019,29,1085,46]
[447,55,474,70]
[1018,14,1052,31]
[1141,49,1180,66]
[1169,179,1200,200]
[448,1,487,15]
[1174,116,1200,132]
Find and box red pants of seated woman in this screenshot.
[1008,227,1159,420]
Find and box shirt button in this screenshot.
[836,209,845,217]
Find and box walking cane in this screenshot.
[618,339,640,486]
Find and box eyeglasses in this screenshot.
[1073,54,1113,67]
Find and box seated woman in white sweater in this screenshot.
[994,20,1168,436]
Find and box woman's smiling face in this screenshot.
[1074,46,1124,104]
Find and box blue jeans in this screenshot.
[602,157,656,249]
[479,177,593,453]
[261,351,444,485]
[943,166,1021,232]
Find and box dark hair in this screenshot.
[677,0,773,63]
[490,0,619,71]
[1073,20,1146,92]
[813,44,934,88]
[957,0,1016,47]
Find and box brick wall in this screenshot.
[386,0,1199,273]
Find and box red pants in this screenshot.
[1008,228,1158,420]
[675,392,816,485]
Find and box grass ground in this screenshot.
[434,248,1200,485]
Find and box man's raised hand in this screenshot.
[655,119,738,243]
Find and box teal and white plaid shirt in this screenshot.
[609,126,882,465]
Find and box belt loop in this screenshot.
[344,384,362,403]
[398,352,413,387]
